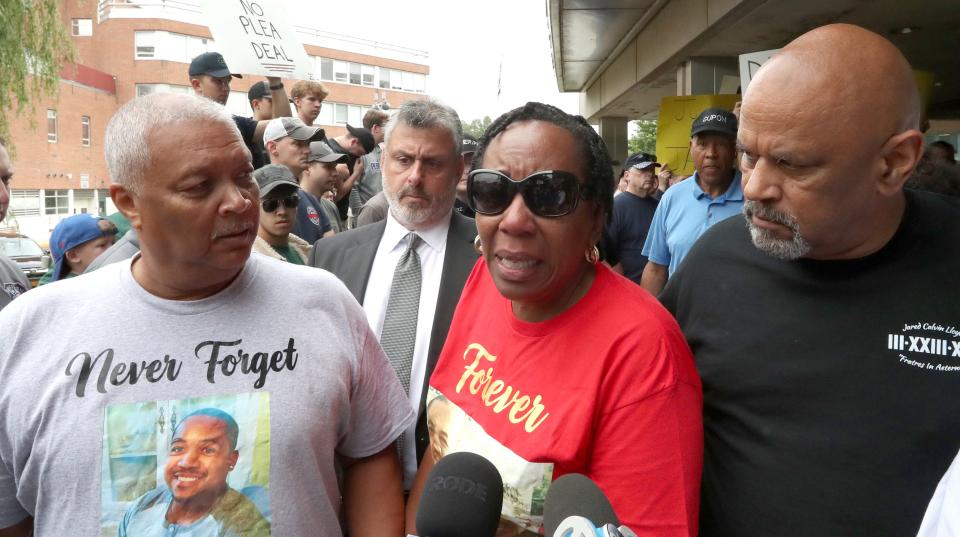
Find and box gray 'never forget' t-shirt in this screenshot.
[0,253,415,536]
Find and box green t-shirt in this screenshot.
[271,244,304,265]
[38,270,76,286]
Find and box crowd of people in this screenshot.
[0,22,958,537]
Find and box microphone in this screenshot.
[415,451,504,537]
[544,473,636,537]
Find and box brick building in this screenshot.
[6,0,429,242]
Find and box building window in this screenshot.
[47,110,57,143]
[333,61,348,83]
[378,67,390,89]
[44,189,70,215]
[10,190,40,217]
[72,19,93,37]
[347,105,362,126]
[334,103,348,124]
[361,64,375,87]
[81,116,91,147]
[318,103,333,125]
[136,83,191,97]
[319,58,333,81]
[349,63,361,85]
[135,31,156,59]
[79,174,90,189]
[390,69,402,90]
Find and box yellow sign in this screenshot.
[655,95,740,176]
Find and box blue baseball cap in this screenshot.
[49,214,117,282]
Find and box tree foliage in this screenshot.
[461,116,493,139]
[0,0,76,154]
[628,119,658,156]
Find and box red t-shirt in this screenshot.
[427,261,702,536]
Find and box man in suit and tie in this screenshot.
[309,98,478,490]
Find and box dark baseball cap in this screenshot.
[346,124,376,153]
[189,52,241,79]
[691,108,737,137]
[247,81,271,101]
[624,152,660,171]
[254,164,300,195]
[307,141,348,164]
[462,134,479,155]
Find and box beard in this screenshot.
[743,200,811,260]
[384,182,455,229]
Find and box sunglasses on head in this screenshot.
[467,169,595,217]
[261,193,300,212]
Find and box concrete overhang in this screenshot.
[548,0,960,122]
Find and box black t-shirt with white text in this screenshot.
[660,189,960,537]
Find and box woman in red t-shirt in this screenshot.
[405,103,704,537]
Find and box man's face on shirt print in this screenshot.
[427,397,454,463]
[164,415,239,506]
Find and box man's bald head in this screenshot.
[738,24,924,261]
[754,24,920,134]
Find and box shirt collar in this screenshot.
[383,209,451,254]
[691,170,743,201]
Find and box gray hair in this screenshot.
[383,98,462,155]
[105,93,241,194]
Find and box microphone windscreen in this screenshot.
[416,452,504,537]
[543,473,619,537]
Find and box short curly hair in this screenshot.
[290,80,329,101]
[472,102,613,219]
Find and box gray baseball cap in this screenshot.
[254,164,300,196]
[263,117,326,145]
[307,141,348,164]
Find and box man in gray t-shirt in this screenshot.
[0,94,414,537]
[0,139,29,311]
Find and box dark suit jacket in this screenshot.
[308,212,478,465]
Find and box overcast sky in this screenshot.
[287,0,580,122]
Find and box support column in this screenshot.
[599,117,629,181]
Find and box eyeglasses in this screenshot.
[467,169,595,217]
[261,194,299,212]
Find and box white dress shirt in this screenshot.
[362,210,450,488]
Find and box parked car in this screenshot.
[0,233,49,287]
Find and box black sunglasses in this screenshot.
[467,169,595,217]
[261,194,300,212]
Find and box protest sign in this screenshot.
[200,0,314,80]
[738,48,779,94]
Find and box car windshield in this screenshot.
[0,237,44,257]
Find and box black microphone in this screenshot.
[543,473,620,537]
[415,451,504,537]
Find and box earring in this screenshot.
[473,235,483,255]
[229,465,235,470]
[585,245,600,264]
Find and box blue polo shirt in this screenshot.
[641,171,743,275]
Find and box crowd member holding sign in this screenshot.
[0,93,413,537]
[189,51,292,169]
[405,102,702,536]
[659,24,960,536]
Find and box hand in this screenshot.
[266,76,282,85]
